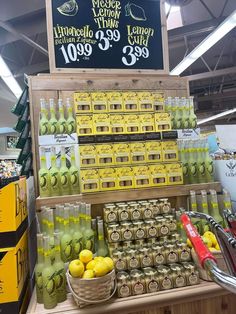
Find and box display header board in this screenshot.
[46,0,168,73]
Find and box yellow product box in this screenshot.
[133,165,150,188]
[130,142,146,164]
[125,114,141,134]
[116,166,134,190]
[0,230,29,307]
[0,177,27,247]
[140,113,155,133]
[79,144,97,168]
[155,113,171,131]
[146,141,163,163]
[93,113,111,135]
[91,92,108,112]
[149,164,167,187]
[99,168,117,191]
[107,92,124,112]
[152,92,165,112]
[162,141,179,162]
[166,163,183,185]
[97,143,114,167]
[113,143,131,165]
[74,92,92,113]
[123,92,139,112]
[80,169,100,193]
[138,91,154,112]
[110,114,125,134]
[76,114,93,136]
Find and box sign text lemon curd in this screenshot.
[127,25,155,47]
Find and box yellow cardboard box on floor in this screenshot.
[0,177,27,248]
[0,229,29,312]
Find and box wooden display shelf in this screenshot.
[27,281,233,314]
[36,182,221,209]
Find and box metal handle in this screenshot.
[181,213,216,267]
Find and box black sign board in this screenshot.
[46,0,167,72]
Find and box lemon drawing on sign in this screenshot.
[125,2,147,21]
[57,0,79,16]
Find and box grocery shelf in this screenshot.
[36,182,221,209]
[27,281,229,314]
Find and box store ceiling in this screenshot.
[0,0,236,129]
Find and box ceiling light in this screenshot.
[170,10,236,76]
[197,108,236,126]
[0,55,22,98]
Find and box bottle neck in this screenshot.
[64,216,70,234]
[67,106,73,118]
[51,155,57,168]
[40,156,47,169]
[44,250,52,266]
[37,246,44,264]
[50,107,56,119]
[61,154,67,168]
[54,244,62,262]
[98,223,105,243]
[59,106,64,119]
[71,154,76,167]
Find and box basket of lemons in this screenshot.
[66,249,116,308]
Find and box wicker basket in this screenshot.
[191,249,228,281]
[66,269,117,308]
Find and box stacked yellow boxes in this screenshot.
[0,177,29,313]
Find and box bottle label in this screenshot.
[70,171,79,187]
[148,280,158,292]
[61,172,70,188]
[40,122,48,135]
[39,172,50,192]
[50,122,57,134]
[43,272,57,307]
[84,235,94,251]
[36,271,43,294]
[67,121,75,134]
[59,122,67,134]
[73,238,83,256]
[50,172,60,190]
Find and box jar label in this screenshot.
[162,205,170,214]
[136,229,145,239]
[144,209,152,218]
[132,210,141,220]
[176,275,185,287]
[148,280,159,292]
[119,285,130,297]
[148,227,157,237]
[162,277,172,289]
[180,250,190,261]
[167,252,178,263]
[116,259,126,271]
[110,231,120,242]
[120,211,129,220]
[155,253,165,265]
[134,282,144,294]
[108,212,116,222]
[129,257,139,268]
[160,226,169,235]
[142,256,152,267]
[189,274,198,285]
[123,230,132,240]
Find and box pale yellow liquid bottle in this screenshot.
[97,220,108,257]
[57,99,67,134]
[73,205,83,258]
[39,98,49,135]
[49,147,61,196]
[39,147,51,197]
[49,99,58,135]
[66,98,76,134]
[53,232,67,303]
[47,208,55,264]
[59,146,71,195]
[83,204,95,252]
[35,234,44,304]
[69,146,80,195]
[60,207,74,263]
[42,236,57,309]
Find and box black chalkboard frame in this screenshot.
[45,0,169,74]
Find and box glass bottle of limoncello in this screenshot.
[49,147,61,197]
[35,233,44,304]
[57,99,67,134]
[59,146,71,196]
[54,205,61,232]
[189,97,197,129]
[83,204,95,252]
[39,147,51,197]
[204,140,214,182]
[73,205,83,258]
[189,141,198,184]
[197,140,206,183]
[39,98,49,135]
[209,189,224,226]
[66,98,76,134]
[97,220,109,257]
[176,209,187,242]
[69,146,80,195]
[181,97,189,129]
[42,235,57,309]
[49,99,58,135]
[92,218,98,256]
[174,97,182,129]
[60,207,74,263]
[47,208,55,264]
[53,232,67,303]
[69,204,75,236]
[189,190,201,233]
[200,190,211,233]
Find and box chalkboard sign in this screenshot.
[46,0,168,72]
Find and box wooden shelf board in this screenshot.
[36,182,221,209]
[27,281,229,314]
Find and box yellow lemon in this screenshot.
[93,261,109,277]
[103,257,114,271]
[209,247,217,252]
[202,236,212,248]
[187,238,192,248]
[69,259,84,278]
[82,270,95,279]
[94,256,104,262]
[86,259,97,270]
[215,243,220,251]
[203,231,217,246]
[79,250,93,264]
